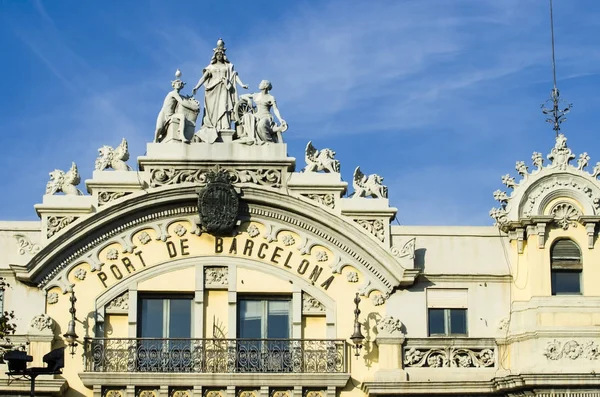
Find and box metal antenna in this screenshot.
[541,0,572,137]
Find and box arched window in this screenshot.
[551,239,582,295]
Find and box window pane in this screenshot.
[267,300,290,339]
[239,300,263,338]
[139,299,163,337]
[552,270,581,295]
[169,299,192,338]
[428,309,445,335]
[449,309,467,335]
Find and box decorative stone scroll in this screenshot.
[95,138,132,171]
[303,141,340,173]
[544,339,600,360]
[404,346,495,368]
[302,193,335,209]
[205,267,228,288]
[106,291,129,313]
[149,167,282,188]
[354,219,385,242]
[98,191,131,206]
[47,216,77,238]
[302,293,325,315]
[13,234,41,256]
[352,166,387,199]
[45,162,83,196]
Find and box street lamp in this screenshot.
[350,293,365,358]
[62,288,78,356]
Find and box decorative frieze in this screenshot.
[47,216,77,238]
[354,219,385,242]
[205,267,228,288]
[13,234,41,256]
[302,293,325,315]
[544,340,600,360]
[106,291,129,312]
[302,193,335,209]
[98,191,131,206]
[404,346,495,368]
[149,168,282,188]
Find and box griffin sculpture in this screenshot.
[45,162,83,196]
[95,138,132,171]
[303,141,340,173]
[352,166,387,199]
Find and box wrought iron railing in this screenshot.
[84,338,346,373]
[403,338,498,368]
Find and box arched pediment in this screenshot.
[16,184,412,305]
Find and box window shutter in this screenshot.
[427,288,468,309]
[551,239,582,269]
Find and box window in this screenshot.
[426,288,468,337]
[237,297,291,372]
[551,239,582,295]
[137,295,193,371]
[428,308,468,336]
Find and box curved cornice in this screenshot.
[18,184,407,295]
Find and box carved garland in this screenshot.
[354,219,385,242]
[404,346,495,368]
[149,168,282,188]
[98,191,131,206]
[302,193,335,209]
[544,340,600,360]
[47,216,78,238]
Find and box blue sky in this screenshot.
[1,0,600,225]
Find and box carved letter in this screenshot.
[110,264,123,280]
[135,251,146,267]
[215,237,224,253]
[297,259,310,275]
[283,251,293,269]
[258,243,269,259]
[166,241,177,258]
[229,238,238,254]
[180,239,190,256]
[243,239,254,256]
[122,257,135,273]
[308,266,323,283]
[320,275,334,290]
[97,272,108,288]
[271,247,283,264]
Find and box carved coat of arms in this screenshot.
[198,169,239,235]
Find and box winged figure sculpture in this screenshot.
[352,166,388,199]
[95,138,132,171]
[303,141,340,173]
[45,162,83,196]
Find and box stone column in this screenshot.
[373,316,407,381]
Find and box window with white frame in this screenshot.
[426,288,468,336]
[551,239,582,295]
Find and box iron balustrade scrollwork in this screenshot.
[84,338,346,373]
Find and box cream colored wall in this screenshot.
[204,290,228,338]
[105,314,128,337]
[302,316,326,339]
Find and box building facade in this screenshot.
[1,40,599,397]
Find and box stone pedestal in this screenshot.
[86,170,145,208]
[288,172,347,212]
[34,195,94,242]
[339,198,397,245]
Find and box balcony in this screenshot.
[84,338,347,374]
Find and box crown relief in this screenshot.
[490,134,600,239]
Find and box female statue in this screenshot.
[237,80,288,144]
[192,39,248,142]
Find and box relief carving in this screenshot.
[106,291,129,312]
[149,168,282,188]
[47,216,77,238]
[303,193,335,209]
[302,293,325,314]
[544,340,600,360]
[13,234,41,256]
[377,316,403,336]
[29,314,55,333]
[404,346,495,368]
[98,191,131,206]
[205,267,228,288]
[355,219,385,242]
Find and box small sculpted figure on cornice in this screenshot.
[235,80,288,144]
[303,141,340,173]
[352,166,387,199]
[95,138,132,171]
[45,162,83,196]
[192,39,248,143]
[155,70,200,143]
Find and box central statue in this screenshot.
[192,39,248,143]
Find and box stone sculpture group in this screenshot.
[154,39,287,145]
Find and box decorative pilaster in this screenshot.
[374,316,407,381]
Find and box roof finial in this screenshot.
[541,0,572,137]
